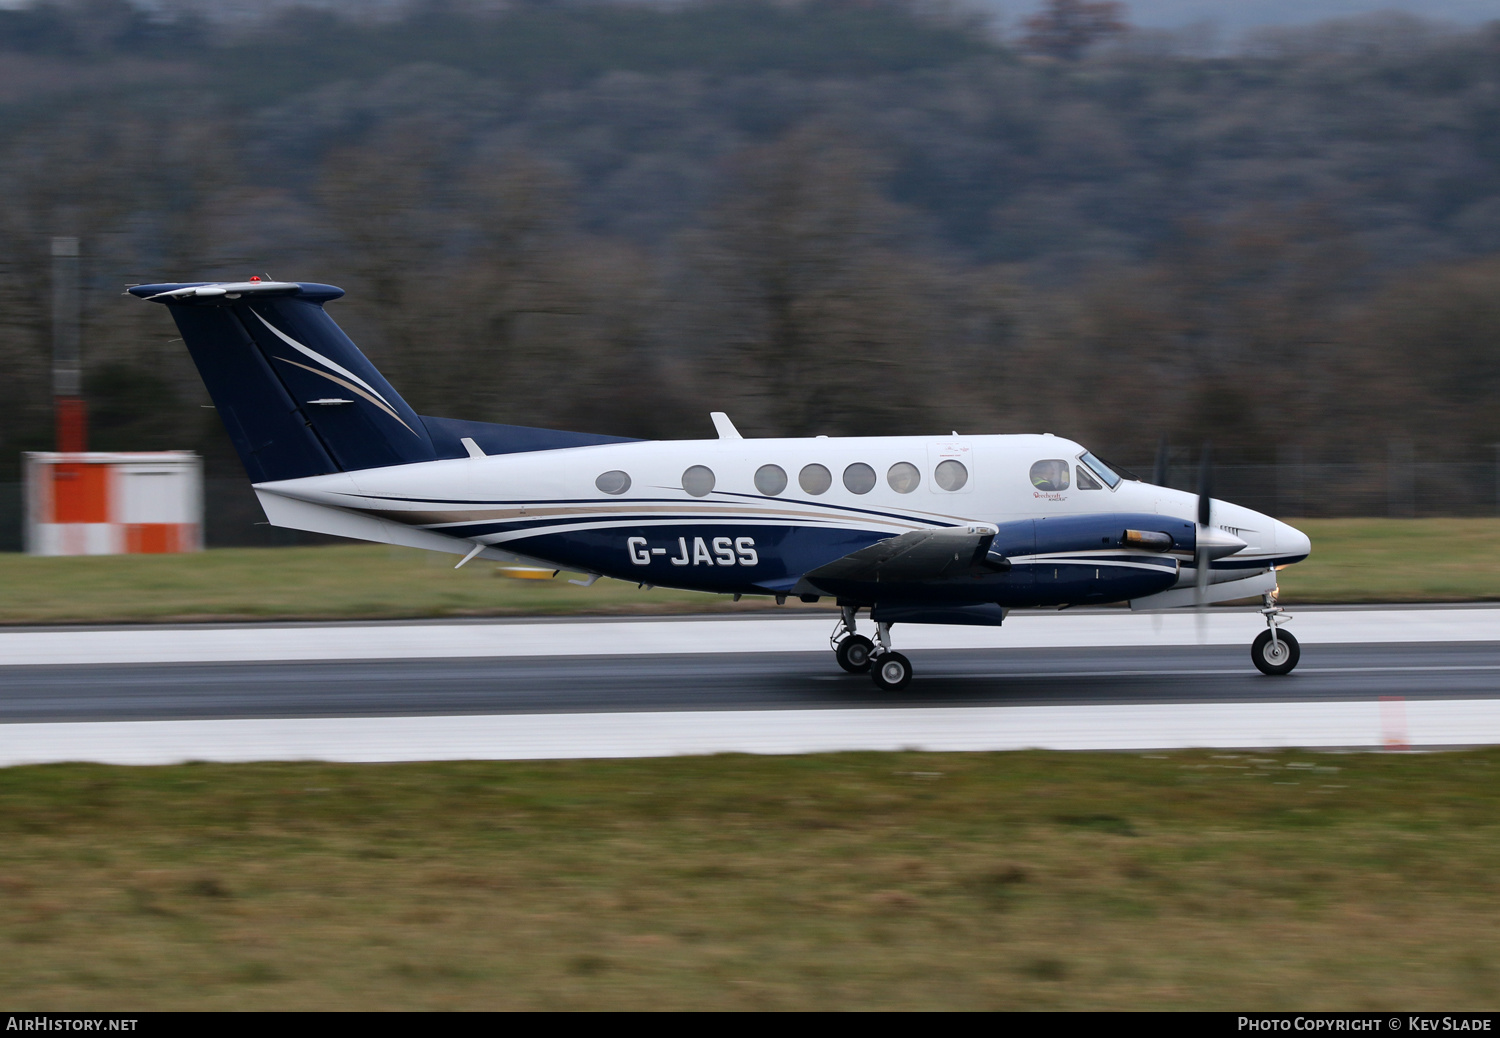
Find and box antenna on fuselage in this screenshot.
[1153,436,1170,487]
[710,412,742,440]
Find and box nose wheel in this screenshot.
[1251,590,1300,675]
[1252,629,1299,675]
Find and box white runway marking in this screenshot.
[2,607,1497,667]
[0,697,1491,766]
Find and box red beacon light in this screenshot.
[249,276,261,282]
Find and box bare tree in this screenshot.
[1021,0,1127,60]
[681,127,949,436]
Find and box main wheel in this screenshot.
[836,635,874,673]
[1251,629,1300,676]
[871,651,913,691]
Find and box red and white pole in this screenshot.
[51,236,85,453]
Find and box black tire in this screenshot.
[871,651,913,691]
[1251,629,1300,676]
[836,635,874,673]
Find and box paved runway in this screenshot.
[0,608,1495,763]
[1,641,1499,723]
[4,606,1497,666]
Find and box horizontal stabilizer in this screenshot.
[142,281,302,301]
[255,489,557,570]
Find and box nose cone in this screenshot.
[1196,524,1247,560]
[1274,520,1312,560]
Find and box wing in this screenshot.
[803,524,1004,587]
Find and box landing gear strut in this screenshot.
[831,609,913,689]
[1251,590,1299,675]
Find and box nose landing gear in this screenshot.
[1251,590,1300,675]
[831,609,913,689]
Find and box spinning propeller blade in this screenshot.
[1195,442,1213,638]
[1197,442,1213,530]
[1153,435,1169,487]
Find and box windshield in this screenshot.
[1078,451,1121,489]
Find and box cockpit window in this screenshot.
[1078,451,1121,489]
[1076,464,1103,490]
[1030,459,1070,492]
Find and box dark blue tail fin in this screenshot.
[134,280,640,483]
[132,281,436,482]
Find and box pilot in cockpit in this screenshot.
[1030,459,1070,492]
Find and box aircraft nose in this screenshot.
[1196,525,1247,559]
[1274,519,1312,559]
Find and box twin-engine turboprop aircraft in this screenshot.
[130,278,1312,689]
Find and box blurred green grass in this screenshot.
[0,543,818,624]
[0,518,1493,623]
[1276,518,1500,603]
[0,749,1497,1009]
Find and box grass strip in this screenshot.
[0,544,806,624]
[0,749,1497,1009]
[0,518,1493,624]
[1274,518,1500,604]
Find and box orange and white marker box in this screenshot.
[24,451,203,556]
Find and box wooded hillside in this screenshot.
[2,0,1498,478]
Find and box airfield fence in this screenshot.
[1,456,1498,551]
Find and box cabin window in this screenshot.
[1076,464,1103,490]
[1030,459,1070,492]
[682,465,716,497]
[843,462,876,495]
[755,464,787,496]
[887,461,921,493]
[799,463,832,495]
[934,459,969,492]
[595,470,631,495]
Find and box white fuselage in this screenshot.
[253,431,1311,605]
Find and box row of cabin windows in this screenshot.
[596,455,1119,498]
[593,460,970,497]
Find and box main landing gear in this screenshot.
[832,607,912,690]
[833,593,1299,685]
[1251,590,1300,676]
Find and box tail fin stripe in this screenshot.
[251,309,395,410]
[274,355,419,436]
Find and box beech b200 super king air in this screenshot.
[130,278,1312,689]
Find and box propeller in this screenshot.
[1153,435,1169,487]
[1200,441,1212,597]
[1195,441,1213,637]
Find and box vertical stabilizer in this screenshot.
[130,281,436,482]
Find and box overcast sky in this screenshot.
[1002,0,1498,34]
[0,1,1494,37]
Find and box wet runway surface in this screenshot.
[2,641,1496,723]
